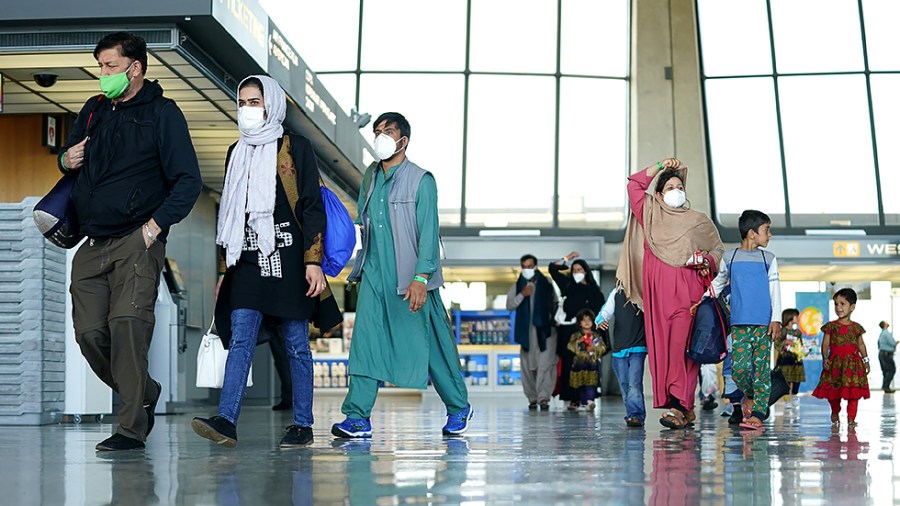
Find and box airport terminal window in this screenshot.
[703,77,786,226]
[560,0,629,78]
[698,0,896,229]
[359,74,465,226]
[317,73,357,117]
[468,0,558,74]
[360,0,466,72]
[558,77,629,228]
[259,0,359,72]
[465,75,556,227]
[269,0,630,230]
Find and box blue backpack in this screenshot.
[320,184,355,277]
[687,283,730,364]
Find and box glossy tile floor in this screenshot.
[2,391,899,505]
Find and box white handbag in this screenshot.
[196,319,253,388]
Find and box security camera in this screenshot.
[32,73,59,88]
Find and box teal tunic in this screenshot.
[349,162,454,388]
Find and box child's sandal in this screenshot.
[739,416,765,431]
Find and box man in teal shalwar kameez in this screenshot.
[332,112,471,439]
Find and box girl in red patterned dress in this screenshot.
[812,288,871,427]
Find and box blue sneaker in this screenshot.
[331,417,372,439]
[442,404,473,435]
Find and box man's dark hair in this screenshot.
[94,32,148,75]
[833,288,858,305]
[880,321,889,329]
[239,77,264,97]
[654,171,684,194]
[520,254,538,267]
[738,209,771,239]
[373,112,411,139]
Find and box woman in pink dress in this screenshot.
[617,158,723,429]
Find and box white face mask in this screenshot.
[374,133,403,160]
[521,268,535,280]
[572,273,586,284]
[238,106,266,134]
[663,189,686,208]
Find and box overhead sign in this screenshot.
[266,20,339,136]
[212,0,269,70]
[767,236,900,261]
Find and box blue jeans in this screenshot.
[219,309,314,427]
[612,352,647,422]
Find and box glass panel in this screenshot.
[697,0,772,77]
[259,0,360,72]
[704,78,785,227]
[779,75,878,225]
[358,74,465,226]
[317,73,357,117]
[870,74,900,223]
[862,0,900,71]
[360,0,466,71]
[465,75,556,227]
[558,77,628,228]
[469,0,558,73]
[560,0,629,77]
[770,0,864,73]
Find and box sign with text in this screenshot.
[767,236,900,261]
[212,0,269,70]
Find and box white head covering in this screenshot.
[216,75,287,268]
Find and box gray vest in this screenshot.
[347,158,444,295]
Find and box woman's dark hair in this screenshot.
[833,288,858,305]
[373,112,411,139]
[240,77,265,97]
[576,308,595,323]
[654,171,684,194]
[94,32,148,75]
[781,308,800,327]
[880,321,889,329]
[570,259,598,287]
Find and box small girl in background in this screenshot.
[812,288,871,427]
[568,309,605,411]
[775,308,806,409]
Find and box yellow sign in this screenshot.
[832,241,861,257]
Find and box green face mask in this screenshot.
[99,61,135,99]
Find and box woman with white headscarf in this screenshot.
[191,75,330,449]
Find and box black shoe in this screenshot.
[885,389,895,394]
[279,425,314,448]
[272,400,293,411]
[145,380,162,437]
[728,408,744,426]
[191,416,238,448]
[702,399,718,411]
[95,433,145,451]
[539,401,550,410]
[528,402,538,410]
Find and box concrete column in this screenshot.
[631,0,710,214]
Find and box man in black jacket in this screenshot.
[59,32,201,451]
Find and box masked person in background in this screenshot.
[59,32,202,451]
[508,254,558,410]
[332,112,471,439]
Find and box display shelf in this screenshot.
[496,353,522,387]
[311,352,421,394]
[452,310,516,345]
[454,345,521,391]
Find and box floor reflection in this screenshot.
[0,392,897,505]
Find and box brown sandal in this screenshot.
[660,410,686,429]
